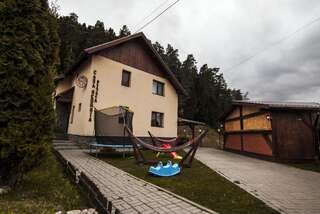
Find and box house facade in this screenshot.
[54,33,186,142]
[221,100,320,161]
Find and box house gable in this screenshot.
[59,33,186,95]
[98,39,165,78]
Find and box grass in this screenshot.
[288,162,320,173]
[0,151,90,214]
[97,151,279,214]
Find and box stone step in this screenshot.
[54,134,69,141]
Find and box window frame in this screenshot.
[121,69,131,87]
[151,111,164,128]
[152,80,165,96]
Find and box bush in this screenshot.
[0,0,59,186]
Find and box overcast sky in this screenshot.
[55,0,320,102]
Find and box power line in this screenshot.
[134,0,181,33]
[133,0,189,59]
[224,14,320,73]
[133,0,171,31]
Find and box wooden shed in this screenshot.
[220,100,320,161]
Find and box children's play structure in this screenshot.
[89,106,134,153]
[148,161,181,177]
[125,126,207,167]
[90,106,207,176]
[149,131,182,160]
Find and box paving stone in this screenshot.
[196,148,320,214]
[55,145,216,214]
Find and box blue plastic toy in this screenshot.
[148,161,181,177]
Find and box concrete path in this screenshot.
[195,148,320,214]
[55,144,216,214]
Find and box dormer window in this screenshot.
[152,80,164,96]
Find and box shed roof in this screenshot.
[178,118,206,126]
[233,100,320,110]
[56,32,187,95]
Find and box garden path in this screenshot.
[54,141,217,214]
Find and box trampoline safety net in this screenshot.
[94,106,133,145]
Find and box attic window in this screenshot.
[121,70,131,87]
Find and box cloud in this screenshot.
[55,0,320,102]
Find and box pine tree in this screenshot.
[179,55,198,118]
[0,0,59,186]
[153,42,166,59]
[164,44,181,75]
[118,25,131,38]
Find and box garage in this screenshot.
[220,100,320,161]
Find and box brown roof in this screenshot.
[59,32,187,95]
[219,100,320,121]
[233,100,320,110]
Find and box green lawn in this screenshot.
[0,151,90,214]
[97,151,278,214]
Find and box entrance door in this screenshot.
[54,87,74,136]
[55,101,72,134]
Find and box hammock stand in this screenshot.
[125,126,208,167]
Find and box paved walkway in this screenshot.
[56,147,216,214]
[195,148,320,214]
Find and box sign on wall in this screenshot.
[89,70,99,121]
[76,75,88,88]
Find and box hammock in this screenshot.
[125,126,208,167]
[148,131,178,147]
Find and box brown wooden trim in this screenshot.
[313,114,319,127]
[225,111,267,122]
[271,112,278,158]
[314,114,320,158]
[240,106,244,151]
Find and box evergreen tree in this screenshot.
[0,0,59,186]
[55,13,245,127]
[179,55,198,118]
[153,42,166,59]
[106,27,117,41]
[164,44,181,75]
[58,13,81,73]
[118,25,131,38]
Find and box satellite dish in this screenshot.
[76,75,88,88]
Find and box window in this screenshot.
[151,112,164,127]
[152,80,164,96]
[78,103,82,112]
[70,105,75,124]
[121,70,131,87]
